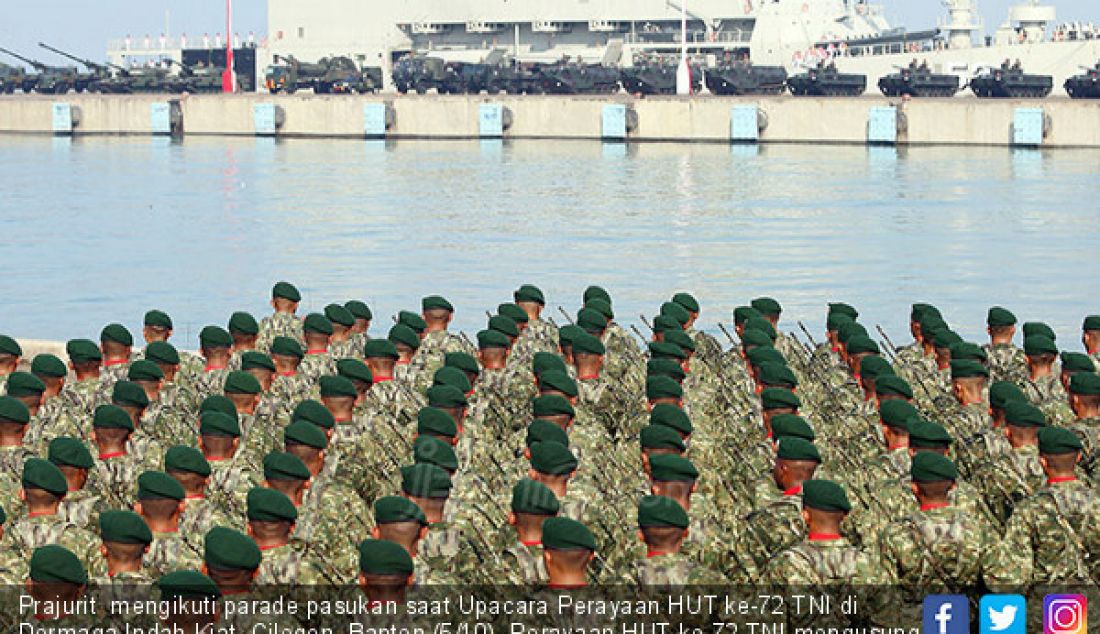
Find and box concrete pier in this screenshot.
[0,93,1097,147]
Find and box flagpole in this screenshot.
[222,0,236,92]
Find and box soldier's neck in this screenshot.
[0,430,26,447]
[107,557,144,577]
[74,368,101,381]
[1030,364,1054,380]
[143,515,180,533]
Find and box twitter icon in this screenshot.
[981,595,1026,634]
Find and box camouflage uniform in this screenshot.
[761,536,884,585]
[206,456,260,517]
[255,539,334,586]
[297,351,336,383]
[497,538,548,586]
[57,487,104,533]
[877,504,994,590]
[143,530,204,576]
[88,452,145,508]
[257,312,304,352]
[984,343,1029,384]
[5,514,103,574]
[627,551,729,585]
[973,444,1046,528]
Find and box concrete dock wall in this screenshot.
[0,93,1097,147]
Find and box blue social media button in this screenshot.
[981,595,1026,634]
[924,595,970,634]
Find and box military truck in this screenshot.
[0,61,30,94]
[1065,62,1100,99]
[392,55,466,94]
[787,63,867,96]
[267,55,378,94]
[970,61,1053,98]
[0,47,79,94]
[878,60,960,97]
[705,59,788,95]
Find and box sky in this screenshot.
[0,1,1095,62]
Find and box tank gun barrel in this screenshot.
[0,47,51,71]
[38,42,107,72]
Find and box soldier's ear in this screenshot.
[371,526,381,539]
[636,530,644,544]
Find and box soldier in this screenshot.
[488,314,521,349]
[497,479,558,585]
[984,306,1027,383]
[421,294,472,354]
[30,354,67,420]
[24,546,88,623]
[191,326,234,399]
[356,538,414,603]
[1082,315,1100,368]
[540,516,597,588]
[390,324,423,377]
[399,463,470,580]
[154,570,221,631]
[6,371,45,419]
[0,335,21,385]
[137,471,202,576]
[138,309,203,379]
[165,445,235,535]
[325,303,358,359]
[1022,334,1063,404]
[947,359,992,438]
[369,495,438,584]
[345,300,373,351]
[227,311,260,366]
[973,400,1048,527]
[48,437,101,532]
[955,380,1021,479]
[7,458,100,570]
[99,323,134,390]
[514,284,558,353]
[247,487,327,585]
[671,292,723,365]
[298,313,336,381]
[741,438,822,573]
[93,510,154,583]
[1066,373,1100,478]
[268,336,310,407]
[222,371,263,445]
[0,396,34,492]
[88,404,146,507]
[58,338,103,420]
[144,342,198,446]
[257,281,304,352]
[201,526,261,596]
[198,410,256,516]
[1046,352,1094,425]
[110,380,160,468]
[445,351,481,390]
[629,494,727,585]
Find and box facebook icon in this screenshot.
[924,595,970,634]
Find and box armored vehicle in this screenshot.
[620,56,703,95]
[0,47,79,94]
[878,60,961,97]
[392,55,469,94]
[483,61,546,95]
[970,62,1053,98]
[704,59,787,95]
[1065,62,1100,99]
[167,59,227,94]
[787,63,867,96]
[0,62,29,94]
[539,60,620,94]
[267,55,372,94]
[38,43,126,93]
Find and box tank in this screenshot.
[38,42,118,93]
[878,60,961,97]
[168,59,227,94]
[0,47,78,94]
[539,60,621,95]
[1065,62,1100,99]
[620,56,703,95]
[787,63,867,96]
[969,61,1052,98]
[704,60,788,96]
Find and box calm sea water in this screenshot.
[1,135,1098,351]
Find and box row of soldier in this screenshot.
[2,282,1100,623]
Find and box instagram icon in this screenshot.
[1044,595,1087,634]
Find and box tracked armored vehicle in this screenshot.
[705,60,787,95]
[620,57,703,95]
[970,63,1053,98]
[787,63,867,96]
[878,61,960,97]
[1065,62,1100,99]
[0,47,79,94]
[539,61,620,95]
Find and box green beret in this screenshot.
[324,304,355,328]
[241,351,276,373]
[29,545,87,585]
[826,313,854,332]
[400,463,452,498]
[542,516,597,551]
[880,400,919,429]
[165,445,211,477]
[1070,372,1100,396]
[228,311,259,335]
[0,335,22,357]
[585,299,614,321]
[0,505,6,525]
[388,324,420,350]
[828,302,859,320]
[530,441,578,475]
[639,425,686,452]
[284,421,328,450]
[417,407,458,439]
[143,309,172,329]
[31,354,66,378]
[23,458,68,496]
[337,358,373,384]
[1039,427,1083,455]
[397,310,427,333]
[583,286,611,305]
[539,371,578,398]
[986,307,1016,328]
[363,339,398,359]
[990,381,1027,409]
[199,395,237,417]
[101,323,133,346]
[649,341,688,361]
[247,487,298,522]
[498,303,530,325]
[576,308,608,333]
[558,325,584,347]
[638,494,689,529]
[303,313,333,336]
[128,360,164,382]
[99,510,152,544]
[478,329,512,350]
[375,495,428,525]
[514,285,546,305]
[761,388,801,411]
[272,282,301,302]
[1024,335,1058,356]
[908,419,953,448]
[157,570,221,601]
[199,326,232,348]
[488,314,521,339]
[649,403,692,435]
[646,358,686,382]
[950,359,990,380]
[776,437,821,462]
[1083,315,1100,332]
[113,380,149,408]
[836,321,868,344]
[144,341,179,365]
[671,292,700,314]
[66,339,101,364]
[319,375,356,398]
[0,396,30,424]
[291,399,334,430]
[949,342,988,363]
[137,471,185,500]
[532,352,566,377]
[911,452,958,483]
[911,303,939,322]
[649,454,698,482]
[422,295,454,312]
[771,414,816,442]
[1023,322,1056,340]
[572,332,605,356]
[919,311,947,332]
[932,330,963,349]
[846,336,880,355]
[802,479,851,513]
[652,315,682,333]
[526,419,570,448]
[445,352,480,374]
[6,372,45,397]
[48,437,93,469]
[733,306,762,325]
[745,317,778,341]
[199,411,240,437]
[204,527,261,571]
[747,346,786,368]
[413,435,458,472]
[432,367,472,394]
[345,300,373,320]
[875,375,914,399]
[859,356,894,380]
[358,538,413,576]
[757,363,798,389]
[646,375,684,400]
[1005,401,1046,428]
[262,452,311,481]
[663,329,696,353]
[224,371,261,395]
[271,336,304,358]
[511,479,560,516]
[1061,352,1096,374]
[93,404,133,431]
[426,385,467,409]
[532,394,575,418]
[751,297,782,316]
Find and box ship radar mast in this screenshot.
[1009,0,1056,43]
[942,0,981,49]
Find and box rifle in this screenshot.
[557,306,575,325]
